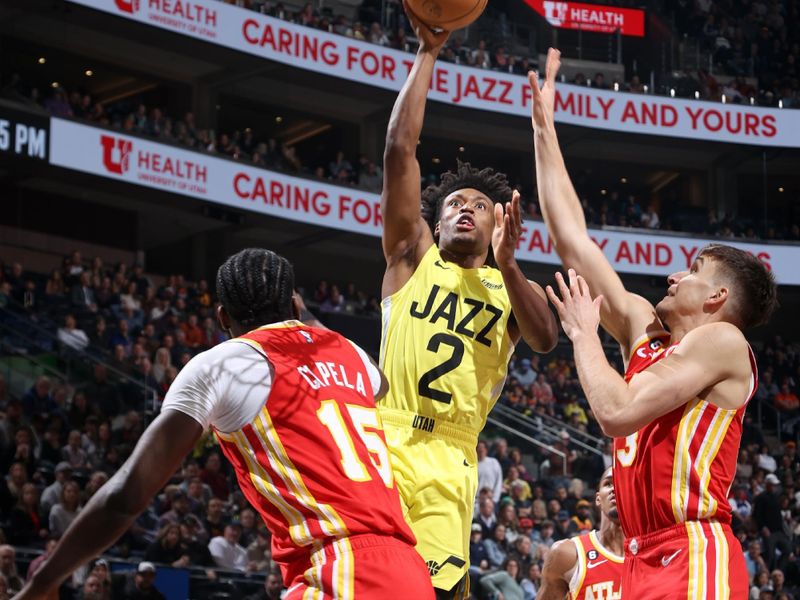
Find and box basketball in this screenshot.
[405,0,488,32]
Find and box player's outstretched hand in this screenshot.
[528,47,561,132]
[492,189,523,269]
[546,269,603,341]
[403,0,449,54]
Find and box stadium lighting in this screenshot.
[51,81,59,88]
[432,157,441,164]
[275,116,283,123]
[600,189,607,195]
[621,177,628,184]
[458,146,465,152]
[38,57,46,64]
[85,70,94,77]
[670,88,675,97]
[779,187,785,193]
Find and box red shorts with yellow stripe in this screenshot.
[622,521,748,600]
[283,533,434,600]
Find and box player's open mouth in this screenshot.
[456,216,475,230]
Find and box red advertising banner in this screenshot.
[525,0,646,37]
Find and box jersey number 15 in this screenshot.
[317,400,394,487]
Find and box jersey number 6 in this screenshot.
[418,333,465,404]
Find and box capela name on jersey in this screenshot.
[296,362,368,397]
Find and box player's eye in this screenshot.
[475,202,486,210]
[448,199,460,207]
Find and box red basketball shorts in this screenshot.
[622,521,748,600]
[283,533,434,599]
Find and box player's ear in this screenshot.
[706,285,729,312]
[216,305,231,332]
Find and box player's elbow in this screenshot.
[383,135,416,164]
[596,410,638,438]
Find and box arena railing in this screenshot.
[484,415,569,477]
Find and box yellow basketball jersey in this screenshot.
[379,244,514,432]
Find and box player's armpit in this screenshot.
[538,539,577,600]
[614,322,751,435]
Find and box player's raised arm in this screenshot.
[381,5,448,297]
[530,49,660,355]
[547,270,752,437]
[16,411,203,599]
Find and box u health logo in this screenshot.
[100,135,132,175]
[115,0,140,14]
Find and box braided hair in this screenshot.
[216,248,295,328]
[420,159,513,233]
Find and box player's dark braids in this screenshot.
[216,248,295,327]
[420,159,513,232]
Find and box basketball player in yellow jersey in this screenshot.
[379,7,558,598]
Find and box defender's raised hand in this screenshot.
[546,269,604,341]
[528,48,561,132]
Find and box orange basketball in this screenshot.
[406,0,488,32]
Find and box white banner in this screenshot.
[49,118,800,284]
[66,0,800,147]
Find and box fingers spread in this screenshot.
[494,201,504,228]
[555,271,570,300]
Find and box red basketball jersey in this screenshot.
[213,323,416,571]
[612,333,758,538]
[570,530,623,600]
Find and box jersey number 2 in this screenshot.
[418,333,465,404]
[317,400,393,487]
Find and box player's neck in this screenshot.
[438,245,489,269]
[598,519,624,556]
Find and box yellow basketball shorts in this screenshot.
[379,407,478,594]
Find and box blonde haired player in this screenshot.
[378,5,558,598]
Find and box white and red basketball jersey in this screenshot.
[569,530,623,600]
[213,323,416,569]
[612,334,758,537]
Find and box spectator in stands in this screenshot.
[0,546,23,595]
[498,502,521,545]
[481,557,525,600]
[158,489,192,528]
[25,538,57,581]
[244,572,283,600]
[553,510,572,541]
[468,522,492,587]
[71,272,97,314]
[521,562,542,600]
[245,528,271,573]
[208,523,248,572]
[746,541,769,579]
[22,376,56,416]
[57,314,90,352]
[511,358,537,386]
[112,562,165,600]
[475,496,497,536]
[200,453,229,501]
[755,473,792,570]
[203,498,227,541]
[41,462,72,516]
[568,499,593,535]
[49,480,82,538]
[471,40,491,69]
[180,314,204,349]
[79,573,103,600]
[774,383,799,415]
[478,440,503,505]
[758,445,779,473]
[109,320,132,355]
[145,524,190,568]
[62,430,89,469]
[4,429,38,478]
[641,203,661,229]
[8,483,46,546]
